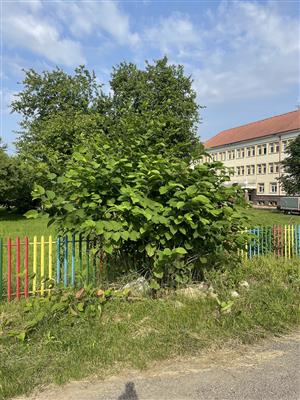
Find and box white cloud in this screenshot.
[3,2,85,66]
[56,1,140,47]
[145,13,200,54]
[3,1,140,68]
[144,1,299,104]
[0,88,17,114]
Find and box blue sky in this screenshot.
[1,0,299,153]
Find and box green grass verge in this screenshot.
[242,207,300,226]
[1,208,299,242]
[0,256,299,399]
[0,209,55,240]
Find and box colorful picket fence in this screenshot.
[0,224,299,302]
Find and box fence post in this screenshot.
[49,235,53,288]
[7,238,12,302]
[24,237,29,298]
[41,236,45,296]
[0,238,2,301]
[16,237,21,299]
[33,236,37,294]
[64,236,68,287]
[86,237,90,284]
[71,234,75,287]
[56,236,61,284]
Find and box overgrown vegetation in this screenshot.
[279,135,300,195]
[28,135,247,287]
[17,58,248,287]
[0,256,299,399]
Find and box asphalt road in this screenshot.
[18,332,300,400]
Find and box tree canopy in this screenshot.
[12,58,203,173]
[0,138,35,211]
[279,135,300,195]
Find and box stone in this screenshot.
[230,290,240,298]
[239,280,250,289]
[123,277,151,297]
[177,283,213,299]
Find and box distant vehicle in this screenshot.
[278,197,300,214]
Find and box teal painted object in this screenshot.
[64,236,68,287]
[56,236,61,284]
[71,234,75,287]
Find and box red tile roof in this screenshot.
[205,110,300,149]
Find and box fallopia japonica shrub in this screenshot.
[28,136,247,288]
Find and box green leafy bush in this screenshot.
[30,135,247,287]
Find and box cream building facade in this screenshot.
[204,110,300,206]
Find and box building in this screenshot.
[204,110,300,207]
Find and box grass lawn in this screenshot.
[0,256,299,399]
[0,209,55,240]
[242,207,300,227]
[0,208,299,241]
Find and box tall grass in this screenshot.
[0,256,299,399]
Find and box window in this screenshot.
[269,163,274,173]
[228,150,235,160]
[251,165,255,175]
[270,182,277,193]
[236,148,245,158]
[275,163,279,173]
[257,144,267,155]
[236,166,244,176]
[257,164,262,174]
[247,146,255,157]
[257,164,266,174]
[269,142,279,154]
[221,152,226,161]
[258,183,265,193]
[282,141,288,152]
[246,165,251,175]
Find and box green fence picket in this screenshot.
[0,237,2,301]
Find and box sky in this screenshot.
[1,0,300,153]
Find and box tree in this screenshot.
[0,138,35,211]
[11,66,108,173]
[279,135,300,195]
[109,57,203,160]
[12,58,203,172]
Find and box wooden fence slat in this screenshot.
[0,238,2,300]
[7,238,12,302]
[33,236,37,294]
[56,236,61,284]
[41,236,45,296]
[64,236,68,287]
[24,237,29,298]
[16,237,21,299]
[71,234,75,287]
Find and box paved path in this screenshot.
[19,332,300,400]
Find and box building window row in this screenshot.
[207,139,294,162]
[257,182,278,194]
[234,162,280,176]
